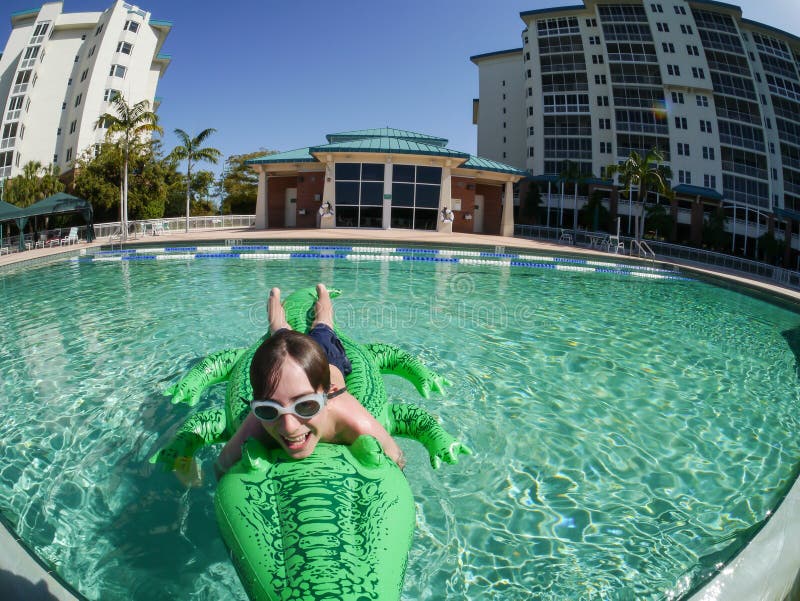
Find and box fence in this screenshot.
[0,215,256,253]
[514,224,800,291]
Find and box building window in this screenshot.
[528,147,534,157]
[53,154,58,164]
[769,142,775,153]
[650,3,663,12]
[527,69,531,78]
[104,89,120,102]
[74,93,82,107]
[677,143,690,156]
[679,170,691,184]
[528,107,533,116]
[503,152,507,158]
[389,164,441,231]
[667,64,680,76]
[66,148,73,162]
[674,116,687,129]
[599,118,611,129]
[671,91,685,104]
[116,41,133,54]
[687,45,699,56]
[74,55,79,63]
[680,24,693,35]
[696,95,709,107]
[766,118,772,129]
[772,168,778,180]
[80,69,88,82]
[503,136,507,143]
[597,95,609,106]
[109,64,127,78]
[586,18,597,27]
[674,5,686,14]
[124,20,140,33]
[595,74,607,84]
[702,146,715,160]
[334,162,387,228]
[592,54,604,64]
[61,102,66,110]
[692,67,705,79]
[700,120,712,133]
[25,98,30,112]
[57,128,61,136]
[69,120,77,134]
[656,22,669,32]
[600,141,612,153]
[755,73,762,82]
[662,42,675,53]
[89,45,96,57]
[528,126,534,136]
[95,24,103,36]
[704,174,716,188]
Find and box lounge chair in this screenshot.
[61,227,79,245]
[152,222,164,236]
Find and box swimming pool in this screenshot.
[1,242,799,600]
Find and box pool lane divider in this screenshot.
[75,245,693,281]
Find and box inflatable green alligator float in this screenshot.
[150,286,471,601]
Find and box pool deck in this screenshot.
[1,226,799,601]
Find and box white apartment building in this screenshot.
[472,0,800,251]
[0,0,171,180]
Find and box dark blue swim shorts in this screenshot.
[308,324,352,377]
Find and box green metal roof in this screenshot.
[310,137,468,158]
[462,155,527,177]
[326,128,447,147]
[520,4,584,18]
[149,19,173,27]
[245,128,526,177]
[11,7,39,18]
[673,184,723,200]
[246,147,317,165]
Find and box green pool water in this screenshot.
[1,251,799,600]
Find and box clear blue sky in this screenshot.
[3,0,800,175]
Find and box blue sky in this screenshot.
[3,0,800,175]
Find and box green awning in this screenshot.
[1,193,94,249]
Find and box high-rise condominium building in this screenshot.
[472,0,800,249]
[0,0,171,180]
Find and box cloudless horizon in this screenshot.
[3,0,800,179]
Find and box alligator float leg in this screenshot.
[166,348,247,406]
[388,404,472,469]
[149,407,229,469]
[365,343,451,398]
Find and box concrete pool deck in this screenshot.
[1,226,799,601]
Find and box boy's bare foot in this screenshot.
[268,287,290,333]
[312,283,334,329]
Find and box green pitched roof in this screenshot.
[245,128,526,177]
[246,147,317,165]
[326,128,448,147]
[0,199,23,221]
[310,137,468,158]
[462,155,528,177]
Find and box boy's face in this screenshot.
[258,357,327,460]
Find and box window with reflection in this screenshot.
[390,165,441,230]
[334,162,385,227]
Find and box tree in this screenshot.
[96,93,162,240]
[165,169,217,217]
[219,150,273,214]
[758,230,784,264]
[4,161,65,207]
[170,128,222,232]
[558,160,585,231]
[606,148,673,240]
[578,190,611,231]
[702,207,730,251]
[643,203,674,241]
[520,182,541,224]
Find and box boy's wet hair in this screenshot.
[250,329,330,399]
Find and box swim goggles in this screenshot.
[249,387,347,422]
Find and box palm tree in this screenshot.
[606,148,673,240]
[170,128,222,233]
[96,93,162,240]
[558,160,584,231]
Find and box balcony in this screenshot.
[721,161,768,180]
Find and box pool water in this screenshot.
[1,248,799,600]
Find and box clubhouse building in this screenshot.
[246,127,526,234]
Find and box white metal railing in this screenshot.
[515,224,800,290]
[92,214,256,240]
[630,238,655,259]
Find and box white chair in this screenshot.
[559,230,574,245]
[152,222,164,236]
[61,227,79,245]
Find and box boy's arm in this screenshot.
[215,412,264,479]
[335,395,405,469]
